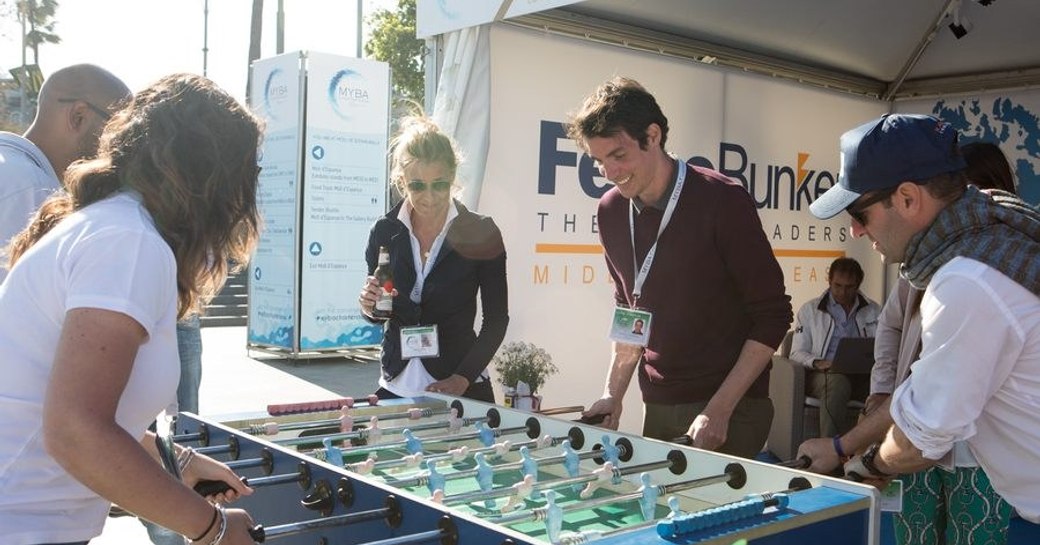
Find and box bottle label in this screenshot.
[375,294,393,312]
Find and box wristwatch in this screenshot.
[860,442,891,478]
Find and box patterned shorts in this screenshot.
[894,466,1012,545]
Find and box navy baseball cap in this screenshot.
[809,114,967,219]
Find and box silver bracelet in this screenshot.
[205,504,228,545]
[177,446,196,474]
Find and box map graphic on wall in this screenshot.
[933,97,1040,205]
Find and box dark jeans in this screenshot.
[374,379,495,403]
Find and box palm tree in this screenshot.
[18,0,61,65]
[246,0,263,100]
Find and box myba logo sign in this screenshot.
[328,69,370,121]
[262,68,291,121]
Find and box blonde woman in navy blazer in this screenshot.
[358,116,508,402]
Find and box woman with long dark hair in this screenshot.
[0,74,262,545]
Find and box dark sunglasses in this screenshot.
[57,98,113,121]
[845,187,898,225]
[407,180,451,193]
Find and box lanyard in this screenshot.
[629,159,687,303]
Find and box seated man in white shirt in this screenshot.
[790,257,880,438]
[809,113,1040,525]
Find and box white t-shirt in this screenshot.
[0,191,180,545]
[0,131,61,283]
[890,257,1040,523]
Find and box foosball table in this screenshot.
[172,394,880,545]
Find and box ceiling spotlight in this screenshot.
[948,18,973,39]
[948,0,973,39]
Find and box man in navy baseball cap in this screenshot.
[809,114,966,220]
[815,112,1040,529]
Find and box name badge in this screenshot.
[879,479,903,513]
[609,307,652,347]
[401,325,439,359]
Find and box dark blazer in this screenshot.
[364,200,509,383]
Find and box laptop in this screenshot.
[828,337,876,374]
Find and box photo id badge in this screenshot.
[609,307,652,347]
[879,479,903,513]
[400,325,439,359]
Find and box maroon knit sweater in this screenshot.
[597,164,792,404]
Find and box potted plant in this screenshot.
[491,341,558,411]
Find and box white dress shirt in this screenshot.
[890,257,1040,523]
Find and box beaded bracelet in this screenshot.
[189,505,219,542]
[832,435,848,459]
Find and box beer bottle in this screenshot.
[372,246,393,319]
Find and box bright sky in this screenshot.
[1,0,396,102]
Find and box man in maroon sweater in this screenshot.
[570,77,792,458]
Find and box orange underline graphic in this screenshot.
[535,244,844,259]
[535,243,604,254]
[772,249,846,258]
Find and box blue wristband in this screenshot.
[832,435,847,459]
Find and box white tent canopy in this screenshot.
[421,0,1040,101]
[420,0,1040,208]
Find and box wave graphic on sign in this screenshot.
[327,69,369,121]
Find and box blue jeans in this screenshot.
[143,315,202,545]
[173,315,202,414]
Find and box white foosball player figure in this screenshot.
[580,461,616,499]
[500,474,536,513]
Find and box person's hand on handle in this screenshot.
[426,374,470,396]
[190,507,255,545]
[796,437,841,474]
[181,452,253,504]
[582,396,621,430]
[843,455,894,489]
[686,408,730,451]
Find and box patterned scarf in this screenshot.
[901,185,1040,295]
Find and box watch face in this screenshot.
[862,443,888,477]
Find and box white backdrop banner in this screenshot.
[299,52,390,350]
[248,52,304,349]
[479,25,887,433]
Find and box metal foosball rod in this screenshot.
[247,495,404,542]
[672,435,813,471]
[277,412,482,448]
[357,432,564,478]
[384,437,626,496]
[355,516,457,545]
[243,406,455,436]
[194,464,313,492]
[487,463,747,526]
[382,436,574,493]
[440,451,682,507]
[171,400,457,443]
[313,420,531,463]
[225,449,274,473]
